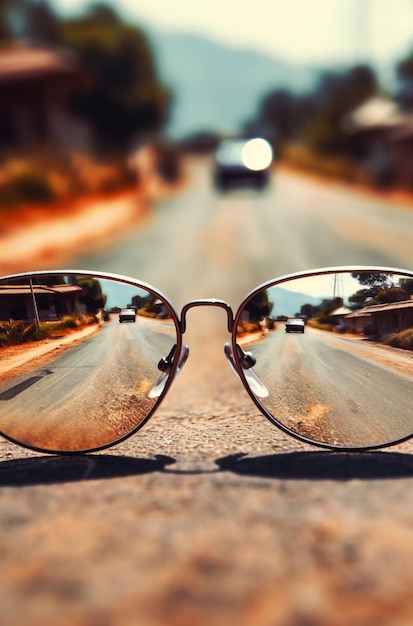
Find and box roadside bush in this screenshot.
[59,316,78,329]
[0,152,138,212]
[0,320,51,346]
[0,320,25,346]
[154,141,181,183]
[0,162,56,208]
[136,308,157,319]
[70,154,137,195]
[385,328,413,351]
[282,144,356,183]
[60,314,97,328]
[306,319,333,332]
[236,320,262,336]
[0,315,97,347]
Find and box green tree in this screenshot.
[306,65,378,154]
[300,303,318,319]
[25,0,61,45]
[396,49,413,108]
[400,278,413,295]
[375,287,409,303]
[243,291,272,323]
[256,89,299,146]
[248,89,316,152]
[351,272,392,290]
[348,288,372,307]
[349,273,402,306]
[0,0,25,41]
[75,277,107,313]
[61,3,170,152]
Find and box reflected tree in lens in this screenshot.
[237,289,273,335]
[0,274,178,452]
[70,276,107,314]
[236,271,413,449]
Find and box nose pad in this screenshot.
[224,343,269,398]
[148,344,190,399]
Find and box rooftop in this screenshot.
[0,45,76,83]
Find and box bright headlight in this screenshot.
[241,138,273,171]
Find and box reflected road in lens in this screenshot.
[244,325,413,448]
[0,312,177,452]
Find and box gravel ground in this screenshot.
[1,185,413,626]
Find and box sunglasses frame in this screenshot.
[233,265,413,452]
[0,265,412,454]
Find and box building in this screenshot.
[345,95,413,188]
[0,282,86,322]
[0,45,89,156]
[345,299,413,336]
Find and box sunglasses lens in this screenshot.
[0,273,179,452]
[235,270,413,449]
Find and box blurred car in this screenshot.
[285,318,305,333]
[119,308,136,323]
[213,137,273,190]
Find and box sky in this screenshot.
[50,0,413,68]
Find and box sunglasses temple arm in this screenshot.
[224,343,269,398]
[148,344,190,399]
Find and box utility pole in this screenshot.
[29,278,41,331]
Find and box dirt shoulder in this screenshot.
[0,146,185,276]
[280,162,413,211]
[0,324,101,383]
[0,190,152,276]
[0,168,183,380]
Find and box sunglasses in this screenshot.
[0,266,412,455]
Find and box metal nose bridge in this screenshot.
[179,299,234,333]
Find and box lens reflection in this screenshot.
[236,270,413,449]
[0,274,178,452]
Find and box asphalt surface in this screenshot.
[250,325,413,448]
[1,160,413,626]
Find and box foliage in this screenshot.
[0,155,138,210]
[375,287,410,304]
[282,144,357,182]
[351,272,392,289]
[313,298,343,324]
[300,303,316,319]
[305,319,333,332]
[397,52,413,82]
[0,315,96,347]
[244,291,273,324]
[349,272,391,306]
[249,64,378,161]
[304,65,378,154]
[0,161,56,207]
[60,4,170,152]
[0,0,24,41]
[153,141,181,182]
[400,278,413,296]
[25,0,61,45]
[349,273,411,306]
[73,277,107,313]
[138,294,163,317]
[385,328,413,351]
[254,89,303,149]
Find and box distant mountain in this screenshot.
[146,28,322,138]
[269,287,322,318]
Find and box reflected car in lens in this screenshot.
[119,308,136,323]
[285,318,305,333]
[213,137,273,191]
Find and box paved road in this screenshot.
[1,161,413,626]
[0,315,177,452]
[77,160,413,306]
[248,325,413,448]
